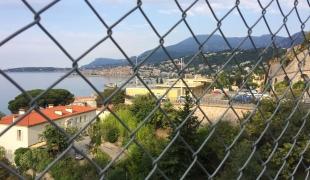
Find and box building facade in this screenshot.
[73,96,97,107]
[0,105,96,161]
[125,77,211,103]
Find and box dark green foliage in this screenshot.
[214,71,232,89]
[0,158,15,179]
[129,95,177,129]
[96,87,125,106]
[92,148,111,167]
[219,140,261,180]
[152,102,178,129]
[106,167,127,180]
[196,121,239,173]
[88,120,102,146]
[39,125,78,155]
[0,146,14,179]
[274,80,289,95]
[130,95,156,122]
[275,80,307,97]
[8,89,74,113]
[292,80,307,97]
[292,80,306,90]
[14,148,30,171]
[123,138,166,180]
[242,98,310,178]
[14,148,52,177]
[105,127,119,143]
[160,91,201,178]
[50,157,98,180]
[40,125,68,154]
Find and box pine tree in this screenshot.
[160,91,201,178]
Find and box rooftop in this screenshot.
[0,105,96,127]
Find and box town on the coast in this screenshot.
[1,34,310,179]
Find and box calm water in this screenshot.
[0,72,126,114]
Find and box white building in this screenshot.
[0,105,96,161]
[72,96,97,107]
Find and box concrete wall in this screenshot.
[195,105,254,124]
[172,104,254,124]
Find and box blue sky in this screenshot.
[0,0,309,68]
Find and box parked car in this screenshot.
[75,153,84,160]
[177,95,196,103]
[177,96,187,103]
[237,89,250,95]
[232,94,254,104]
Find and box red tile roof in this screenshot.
[0,105,96,127]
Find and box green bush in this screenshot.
[51,157,98,180]
[106,167,127,180]
[100,109,138,144]
[93,149,111,167]
[14,148,30,171]
[106,127,119,143]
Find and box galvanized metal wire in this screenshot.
[0,0,309,179]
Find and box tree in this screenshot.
[160,91,201,178]
[0,146,14,180]
[39,125,78,155]
[88,119,102,146]
[243,98,310,178]
[96,87,125,106]
[152,101,178,129]
[92,148,111,168]
[130,95,157,122]
[215,71,232,89]
[274,80,289,95]
[50,157,98,180]
[14,148,30,171]
[16,148,52,177]
[292,80,306,90]
[8,89,74,113]
[40,125,68,154]
[292,80,306,97]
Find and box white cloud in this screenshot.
[158,9,180,15]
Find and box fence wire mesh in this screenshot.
[0,0,310,179]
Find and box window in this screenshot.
[17,130,22,141]
[80,116,82,123]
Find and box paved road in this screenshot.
[71,136,126,161]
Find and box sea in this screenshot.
[0,72,126,114]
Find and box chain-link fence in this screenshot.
[0,0,310,179]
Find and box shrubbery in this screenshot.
[105,127,119,143]
[10,90,310,179]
